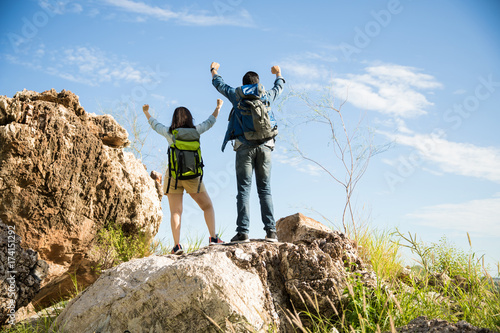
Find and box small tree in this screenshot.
[281,86,384,237]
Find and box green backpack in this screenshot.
[166,128,204,193]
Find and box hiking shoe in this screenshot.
[209,234,224,245]
[230,232,249,243]
[265,230,278,242]
[171,244,184,255]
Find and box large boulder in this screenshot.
[0,89,163,308]
[54,250,274,333]
[53,214,371,332]
[0,221,48,326]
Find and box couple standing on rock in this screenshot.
[142,62,285,254]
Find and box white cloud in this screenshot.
[35,43,46,58]
[391,118,414,134]
[103,0,254,27]
[274,150,323,177]
[150,94,166,101]
[37,0,254,27]
[407,195,500,238]
[365,65,442,90]
[150,95,179,108]
[287,82,325,91]
[88,8,100,17]
[332,64,443,118]
[280,61,327,82]
[382,130,500,183]
[38,0,83,14]
[57,46,156,86]
[104,0,178,20]
[281,60,442,118]
[6,44,158,87]
[279,51,337,83]
[304,52,338,63]
[69,3,83,13]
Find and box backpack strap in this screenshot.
[166,176,172,194]
[166,147,172,194]
[174,151,182,189]
[196,149,204,193]
[197,173,203,193]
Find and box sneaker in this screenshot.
[209,234,224,245]
[171,244,184,255]
[265,230,278,242]
[230,232,249,243]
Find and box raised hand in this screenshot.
[271,65,281,75]
[142,104,151,120]
[211,62,220,71]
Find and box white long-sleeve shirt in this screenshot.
[148,114,216,145]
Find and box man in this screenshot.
[210,61,285,243]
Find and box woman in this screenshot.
[142,100,224,254]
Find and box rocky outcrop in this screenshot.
[0,221,48,326]
[0,89,163,308]
[276,212,334,243]
[276,213,365,317]
[392,316,495,333]
[53,213,370,332]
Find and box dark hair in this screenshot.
[242,71,259,85]
[169,106,195,133]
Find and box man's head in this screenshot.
[242,71,259,85]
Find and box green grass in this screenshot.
[89,221,154,273]
[282,226,500,333]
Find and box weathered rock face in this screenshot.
[0,89,163,308]
[391,316,495,333]
[54,250,274,333]
[276,212,334,243]
[0,221,48,326]
[276,213,365,317]
[53,213,369,332]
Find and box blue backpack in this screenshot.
[234,83,278,143]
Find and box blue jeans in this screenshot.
[235,144,275,234]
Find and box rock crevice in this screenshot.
[0,221,48,326]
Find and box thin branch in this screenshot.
[285,84,380,236]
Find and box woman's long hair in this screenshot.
[169,106,195,133]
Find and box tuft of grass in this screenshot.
[184,234,204,254]
[149,236,172,256]
[89,221,152,273]
[357,228,404,281]
[150,234,205,255]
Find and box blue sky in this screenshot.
[1,0,499,274]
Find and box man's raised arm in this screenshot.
[267,65,285,102]
[211,61,236,101]
[210,62,220,78]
